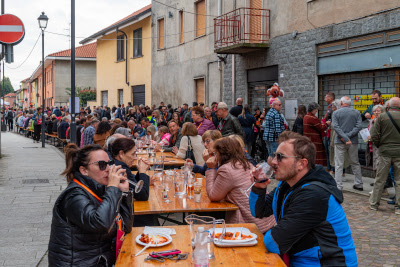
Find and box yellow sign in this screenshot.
[353,94,395,112]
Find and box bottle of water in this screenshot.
[193,227,209,267]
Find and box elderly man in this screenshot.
[83,119,99,146]
[215,102,245,138]
[262,100,285,156]
[229,97,244,117]
[362,89,385,121]
[332,96,363,191]
[191,106,215,136]
[250,131,357,266]
[165,120,182,154]
[370,97,400,214]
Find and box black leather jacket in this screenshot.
[48,172,133,266]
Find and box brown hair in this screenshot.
[213,137,250,170]
[110,138,135,158]
[158,125,169,135]
[278,131,316,169]
[182,122,198,136]
[326,92,335,99]
[191,106,204,117]
[371,89,382,96]
[61,143,104,182]
[202,130,222,142]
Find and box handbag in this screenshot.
[185,136,196,164]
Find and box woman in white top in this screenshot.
[177,122,205,166]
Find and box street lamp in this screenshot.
[38,12,48,148]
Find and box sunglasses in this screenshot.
[272,152,299,162]
[88,160,115,171]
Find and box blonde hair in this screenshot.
[229,134,245,149]
[147,125,157,140]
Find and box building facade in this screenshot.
[80,4,152,107]
[217,0,400,121]
[151,0,224,106]
[28,43,96,108]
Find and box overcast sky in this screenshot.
[3,0,151,89]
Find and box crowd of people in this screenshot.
[3,91,399,266]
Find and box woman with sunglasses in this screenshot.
[205,137,275,234]
[48,143,133,266]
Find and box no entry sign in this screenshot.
[0,14,25,45]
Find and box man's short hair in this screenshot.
[326,92,335,99]
[217,102,228,110]
[371,90,382,96]
[278,131,316,169]
[340,96,351,106]
[140,117,149,123]
[192,106,204,117]
[192,102,198,107]
[91,119,99,124]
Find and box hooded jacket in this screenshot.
[48,172,133,266]
[249,166,357,267]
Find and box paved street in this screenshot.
[0,131,399,266]
[0,132,66,267]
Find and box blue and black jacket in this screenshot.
[249,165,357,267]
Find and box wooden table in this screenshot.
[132,152,186,168]
[134,173,238,216]
[116,223,286,266]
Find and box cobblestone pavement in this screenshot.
[0,132,66,266]
[1,131,399,266]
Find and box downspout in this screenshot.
[116,28,129,86]
[218,0,223,102]
[206,60,219,105]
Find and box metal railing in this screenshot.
[214,8,270,50]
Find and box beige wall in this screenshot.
[223,0,399,38]
[96,16,152,107]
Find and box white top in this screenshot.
[177,135,205,166]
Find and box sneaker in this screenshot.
[370,205,378,211]
[353,185,363,191]
[395,208,400,215]
[387,200,395,205]
[369,191,373,195]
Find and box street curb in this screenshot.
[342,188,392,202]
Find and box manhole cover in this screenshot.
[22,179,49,184]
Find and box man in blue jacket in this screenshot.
[249,131,357,267]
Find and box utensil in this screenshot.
[135,243,151,257]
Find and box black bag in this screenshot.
[185,136,196,164]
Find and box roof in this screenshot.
[5,93,16,97]
[49,42,96,58]
[21,77,30,83]
[80,4,151,44]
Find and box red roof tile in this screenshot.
[5,93,16,97]
[49,42,96,58]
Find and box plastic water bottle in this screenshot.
[193,227,209,267]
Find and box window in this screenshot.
[133,28,142,57]
[158,18,165,49]
[195,78,205,104]
[179,10,184,44]
[118,89,124,105]
[132,85,145,106]
[195,0,206,37]
[117,35,125,61]
[102,91,108,106]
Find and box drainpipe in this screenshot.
[232,54,235,107]
[116,28,129,87]
[206,60,219,105]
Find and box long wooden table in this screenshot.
[134,172,238,216]
[132,152,186,168]
[116,223,286,266]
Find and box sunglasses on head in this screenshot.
[88,160,115,170]
[272,152,299,162]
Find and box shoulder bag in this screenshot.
[387,112,400,134]
[185,136,196,164]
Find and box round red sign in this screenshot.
[0,14,25,45]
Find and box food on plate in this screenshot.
[139,233,169,245]
[212,232,253,240]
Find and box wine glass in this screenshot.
[127,179,144,193]
[241,161,273,198]
[160,144,165,158]
[162,174,173,203]
[147,147,152,163]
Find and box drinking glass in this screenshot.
[194,182,202,202]
[174,172,186,196]
[126,179,144,193]
[154,157,164,173]
[162,174,173,203]
[187,172,195,199]
[146,147,152,163]
[241,161,273,198]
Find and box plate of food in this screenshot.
[136,233,172,247]
[211,227,257,243]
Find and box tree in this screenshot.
[65,87,96,106]
[0,77,15,97]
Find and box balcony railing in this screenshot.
[214,8,270,54]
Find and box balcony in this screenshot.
[214,8,270,54]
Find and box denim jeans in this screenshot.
[323,137,333,171]
[266,141,279,157]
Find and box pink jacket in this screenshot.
[158,132,171,147]
[205,162,275,233]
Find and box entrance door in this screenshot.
[101,91,108,106]
[249,0,262,43]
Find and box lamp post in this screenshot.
[38,12,48,148]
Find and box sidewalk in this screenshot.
[0,132,66,267]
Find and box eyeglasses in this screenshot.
[201,139,213,145]
[272,152,299,162]
[87,160,114,171]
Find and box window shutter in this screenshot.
[179,11,184,43]
[158,19,165,49]
[196,1,206,37]
[196,78,205,104]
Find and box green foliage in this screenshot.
[65,87,96,106]
[0,77,15,97]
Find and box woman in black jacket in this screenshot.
[48,143,133,266]
[110,138,156,226]
[292,104,306,135]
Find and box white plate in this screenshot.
[136,151,148,155]
[211,227,257,243]
[135,233,172,247]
